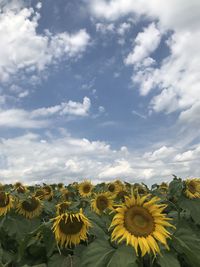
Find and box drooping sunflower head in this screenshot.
[15,185,27,194]
[78,180,93,197]
[56,201,71,215]
[34,189,46,200]
[0,191,13,216]
[43,185,53,200]
[158,182,169,194]
[110,194,175,256]
[52,209,91,247]
[91,192,113,215]
[116,190,129,202]
[184,178,200,199]
[57,183,64,190]
[16,196,43,219]
[14,182,23,188]
[61,189,75,201]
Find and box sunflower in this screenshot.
[91,192,113,215]
[78,180,93,197]
[43,185,53,200]
[0,183,4,191]
[184,178,200,199]
[110,194,175,256]
[56,201,71,215]
[34,189,46,200]
[16,196,43,219]
[0,192,13,216]
[57,183,64,190]
[61,189,75,201]
[116,190,129,202]
[132,184,148,196]
[158,182,169,194]
[52,209,91,247]
[107,182,120,196]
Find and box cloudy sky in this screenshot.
[0,0,200,185]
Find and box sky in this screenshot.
[0,0,200,185]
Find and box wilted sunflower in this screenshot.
[57,183,64,190]
[43,185,53,200]
[16,196,43,219]
[52,209,91,247]
[158,182,169,195]
[0,192,13,216]
[110,195,175,256]
[34,189,46,200]
[184,178,200,199]
[91,192,113,215]
[78,180,93,197]
[56,201,71,215]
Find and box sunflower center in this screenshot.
[124,206,154,237]
[96,196,108,211]
[188,182,196,194]
[59,203,69,213]
[22,197,40,212]
[59,215,83,235]
[108,184,115,192]
[0,192,9,207]
[83,184,91,193]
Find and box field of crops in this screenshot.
[0,177,200,267]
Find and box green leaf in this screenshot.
[169,179,183,198]
[107,245,138,267]
[81,239,115,267]
[157,251,180,267]
[178,195,200,224]
[172,222,200,267]
[48,254,80,267]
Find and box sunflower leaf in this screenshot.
[157,251,180,267]
[178,195,200,224]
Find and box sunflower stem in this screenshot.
[56,242,62,255]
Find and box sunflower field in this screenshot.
[0,177,200,267]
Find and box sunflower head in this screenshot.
[16,196,43,219]
[0,183,4,191]
[43,185,53,200]
[61,189,75,201]
[16,185,27,194]
[107,182,120,196]
[52,209,91,247]
[184,178,200,199]
[132,184,148,196]
[91,192,113,215]
[57,183,64,190]
[116,190,129,202]
[0,191,13,216]
[34,189,46,200]
[78,180,93,197]
[56,201,71,215]
[110,194,175,256]
[158,182,169,194]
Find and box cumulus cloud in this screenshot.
[124,23,161,65]
[0,5,90,82]
[0,132,199,184]
[89,0,200,127]
[0,97,91,128]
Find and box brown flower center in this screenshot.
[0,192,9,207]
[59,215,83,235]
[124,206,154,237]
[58,203,70,214]
[108,184,115,192]
[22,197,40,212]
[96,196,109,211]
[83,184,91,193]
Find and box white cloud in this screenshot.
[0,5,90,82]
[117,22,131,35]
[0,97,91,128]
[96,23,115,34]
[125,23,161,65]
[89,0,200,130]
[1,131,199,184]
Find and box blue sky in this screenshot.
[0,0,200,185]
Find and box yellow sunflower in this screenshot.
[158,182,169,194]
[56,201,71,215]
[0,191,14,216]
[110,194,175,256]
[91,192,113,215]
[107,182,120,196]
[61,189,75,201]
[52,209,91,247]
[184,178,200,199]
[132,184,148,196]
[16,196,43,219]
[78,180,93,197]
